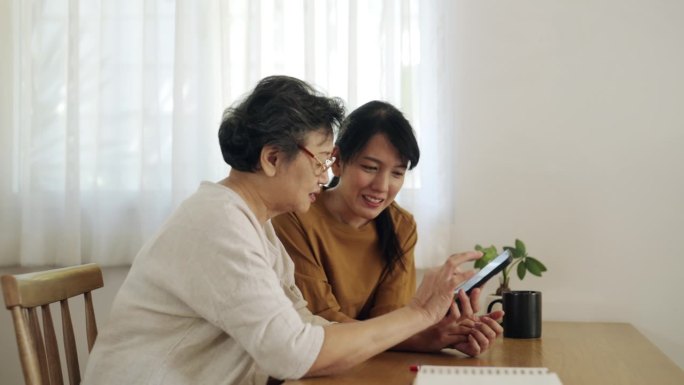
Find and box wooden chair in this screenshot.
[1,264,104,385]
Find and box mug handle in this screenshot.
[487,299,503,313]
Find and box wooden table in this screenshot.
[284,321,683,385]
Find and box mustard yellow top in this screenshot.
[272,191,417,322]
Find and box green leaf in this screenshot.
[474,245,498,268]
[525,257,547,276]
[484,245,498,258]
[517,261,527,280]
[473,244,486,268]
[515,239,526,255]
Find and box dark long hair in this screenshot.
[329,101,420,274]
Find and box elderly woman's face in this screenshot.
[276,129,334,214]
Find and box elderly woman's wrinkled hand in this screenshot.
[409,251,482,324]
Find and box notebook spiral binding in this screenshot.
[422,366,550,376]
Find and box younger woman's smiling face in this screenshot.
[328,133,408,228]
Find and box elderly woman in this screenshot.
[83,76,482,385]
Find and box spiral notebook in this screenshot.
[413,365,563,385]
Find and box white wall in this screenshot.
[434,0,683,368]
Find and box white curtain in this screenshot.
[0,0,457,268]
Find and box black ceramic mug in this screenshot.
[487,290,542,338]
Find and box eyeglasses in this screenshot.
[297,144,336,175]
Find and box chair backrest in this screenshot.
[1,264,104,385]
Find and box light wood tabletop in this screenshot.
[284,321,683,385]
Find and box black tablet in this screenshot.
[454,249,512,296]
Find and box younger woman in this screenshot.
[273,101,503,354]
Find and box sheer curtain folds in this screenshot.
[1,0,456,267]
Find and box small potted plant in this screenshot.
[474,239,547,295]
